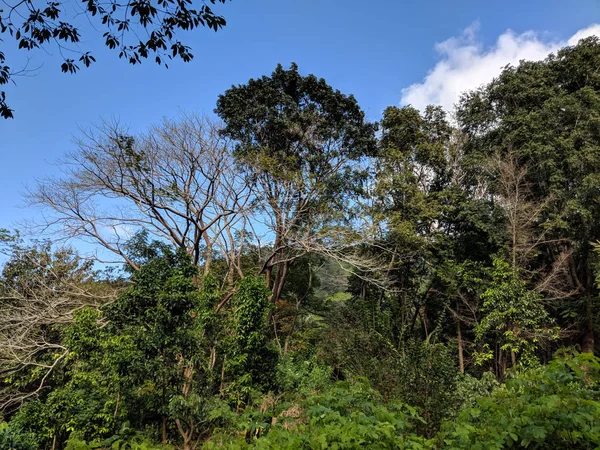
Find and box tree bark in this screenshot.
[582,297,595,353]
[203,240,213,277]
[457,320,464,374]
[265,266,272,289]
[271,260,290,303]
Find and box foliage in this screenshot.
[474,257,559,373]
[1,235,96,295]
[6,37,600,450]
[275,356,332,395]
[0,0,229,118]
[101,247,205,430]
[0,421,37,450]
[63,422,175,449]
[319,305,460,436]
[393,340,459,436]
[216,61,377,218]
[374,103,504,375]
[0,235,114,415]
[226,276,277,404]
[3,244,210,448]
[216,63,377,177]
[442,351,600,449]
[449,372,498,415]
[216,62,378,303]
[205,380,435,450]
[376,105,453,244]
[458,36,600,353]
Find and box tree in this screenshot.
[0,231,279,449]
[458,37,600,353]
[0,231,117,412]
[225,276,276,404]
[373,105,456,344]
[99,247,207,449]
[0,0,229,118]
[29,114,251,276]
[372,105,504,373]
[215,63,379,302]
[473,257,559,378]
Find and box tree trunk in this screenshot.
[265,266,272,289]
[175,419,193,450]
[113,394,120,418]
[457,320,464,374]
[271,260,290,303]
[203,241,213,277]
[420,304,429,340]
[582,297,595,353]
[219,354,227,397]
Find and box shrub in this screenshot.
[441,351,600,449]
[204,380,435,449]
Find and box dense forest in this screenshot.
[1,36,600,450]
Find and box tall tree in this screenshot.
[373,105,454,342]
[373,106,503,357]
[215,63,378,302]
[458,36,600,353]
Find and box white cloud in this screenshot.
[400,23,600,112]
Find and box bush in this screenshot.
[447,372,498,418]
[63,425,174,449]
[276,356,332,395]
[320,328,459,436]
[441,351,600,449]
[204,380,435,449]
[0,421,37,450]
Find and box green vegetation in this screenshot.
[442,351,600,449]
[2,37,600,449]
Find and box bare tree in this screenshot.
[0,242,118,412]
[27,114,253,274]
[491,149,576,300]
[28,110,387,307]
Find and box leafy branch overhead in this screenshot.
[0,0,229,118]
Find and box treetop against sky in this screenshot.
[0,0,599,236]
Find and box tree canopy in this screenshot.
[215,63,378,303]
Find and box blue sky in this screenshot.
[1,0,599,235]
